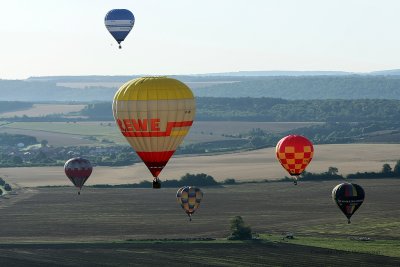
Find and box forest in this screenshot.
[80,98,400,122]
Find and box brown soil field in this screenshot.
[1,144,400,186]
[0,179,399,266]
[0,242,398,267]
[0,104,85,118]
[0,179,399,241]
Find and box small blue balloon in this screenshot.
[105,9,135,48]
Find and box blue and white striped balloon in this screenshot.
[105,9,135,49]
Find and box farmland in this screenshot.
[1,143,400,186]
[0,179,399,265]
[0,241,398,266]
[0,104,86,118]
[0,121,318,147]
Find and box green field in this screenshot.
[0,121,125,145]
[0,121,317,147]
[0,104,86,118]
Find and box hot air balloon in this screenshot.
[64,157,93,195]
[105,9,135,49]
[176,186,203,221]
[332,183,365,224]
[276,135,314,185]
[113,77,196,188]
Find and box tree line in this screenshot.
[79,98,400,122]
[90,164,400,190]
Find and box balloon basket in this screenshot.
[152,179,161,189]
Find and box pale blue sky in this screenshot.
[1,0,399,79]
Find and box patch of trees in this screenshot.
[81,102,112,120]
[347,161,400,179]
[282,163,400,182]
[0,177,12,192]
[284,167,344,182]
[0,101,33,113]
[0,133,37,146]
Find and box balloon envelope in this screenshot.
[276,135,314,176]
[176,186,203,220]
[64,157,92,189]
[332,182,365,223]
[105,9,135,46]
[113,77,196,181]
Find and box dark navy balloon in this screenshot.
[332,183,365,224]
[105,9,135,48]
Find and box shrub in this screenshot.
[227,216,253,240]
[4,184,12,191]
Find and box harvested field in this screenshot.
[0,179,399,265]
[0,179,399,241]
[2,144,400,186]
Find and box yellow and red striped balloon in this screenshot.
[113,77,195,188]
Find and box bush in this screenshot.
[394,160,400,175]
[180,173,219,186]
[4,184,12,191]
[223,178,236,185]
[227,216,253,240]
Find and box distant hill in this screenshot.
[194,76,400,99]
[194,70,353,76]
[1,72,400,101]
[369,69,400,76]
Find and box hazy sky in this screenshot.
[1,0,400,79]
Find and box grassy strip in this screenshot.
[297,219,400,238]
[261,234,400,258]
